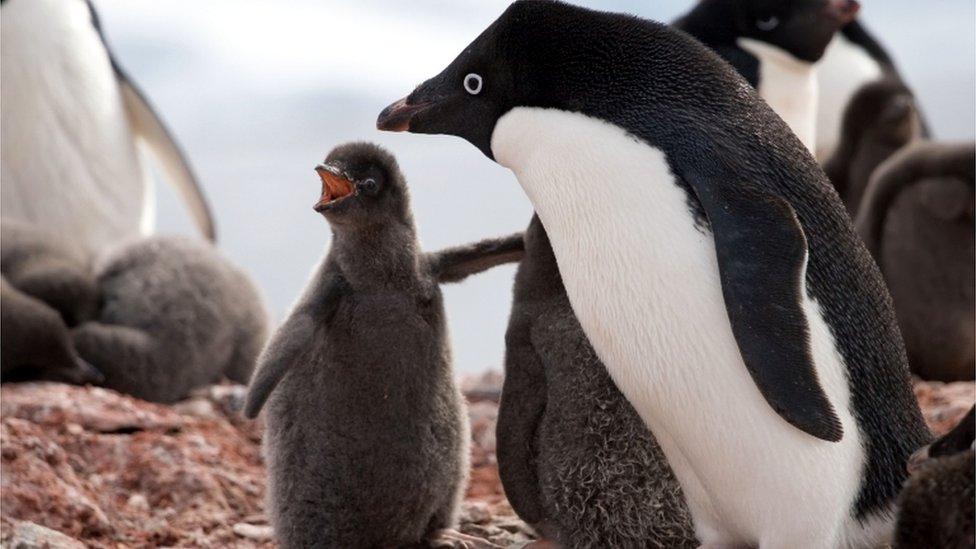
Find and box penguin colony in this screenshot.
[2,0,973,548]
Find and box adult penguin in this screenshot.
[1,0,215,250]
[378,2,930,546]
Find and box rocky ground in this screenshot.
[0,372,972,548]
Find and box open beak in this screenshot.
[824,0,860,24]
[314,164,356,212]
[377,97,431,132]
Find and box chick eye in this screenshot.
[463,73,483,95]
[362,178,379,194]
[756,16,780,31]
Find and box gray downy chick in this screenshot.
[243,142,523,549]
[895,406,975,549]
[1,219,99,326]
[856,142,975,381]
[823,77,923,215]
[72,236,270,403]
[1,277,103,385]
[498,215,696,549]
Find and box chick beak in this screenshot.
[314,164,355,212]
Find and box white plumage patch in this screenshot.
[1,0,150,249]
[815,34,885,161]
[491,107,886,547]
[737,38,819,154]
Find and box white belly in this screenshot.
[1,0,151,251]
[492,107,873,547]
[815,35,885,161]
[738,38,818,154]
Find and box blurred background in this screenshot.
[97,0,976,373]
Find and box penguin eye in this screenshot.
[361,178,379,195]
[463,73,483,95]
[756,16,780,31]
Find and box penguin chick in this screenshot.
[823,78,922,215]
[1,219,99,326]
[72,236,269,403]
[243,142,522,549]
[1,277,103,385]
[895,407,975,549]
[856,142,975,381]
[498,215,697,548]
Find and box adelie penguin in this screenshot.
[243,143,523,549]
[855,142,975,382]
[498,215,696,548]
[674,0,860,153]
[895,406,975,549]
[379,2,930,546]
[1,0,215,249]
[72,236,270,403]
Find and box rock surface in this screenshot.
[0,376,971,547]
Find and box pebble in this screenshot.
[232,522,274,540]
[9,521,85,549]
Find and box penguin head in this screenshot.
[681,0,860,62]
[313,142,411,227]
[376,1,539,158]
[842,78,921,150]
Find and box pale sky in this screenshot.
[97,0,976,373]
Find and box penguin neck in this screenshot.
[330,219,423,289]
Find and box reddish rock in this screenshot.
[1,374,970,547]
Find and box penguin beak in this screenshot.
[824,0,860,24]
[314,164,356,212]
[377,97,433,132]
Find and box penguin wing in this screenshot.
[243,276,346,418]
[688,175,844,442]
[495,319,549,525]
[118,77,217,241]
[85,1,216,241]
[428,232,525,284]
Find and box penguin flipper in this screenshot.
[243,311,315,419]
[118,76,217,242]
[243,275,346,418]
[496,322,548,526]
[428,232,525,284]
[689,176,843,442]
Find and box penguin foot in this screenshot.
[423,529,502,549]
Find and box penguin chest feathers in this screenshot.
[491,107,871,546]
[737,38,819,153]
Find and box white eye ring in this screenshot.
[756,16,779,31]
[464,73,483,95]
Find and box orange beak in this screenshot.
[314,164,356,212]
